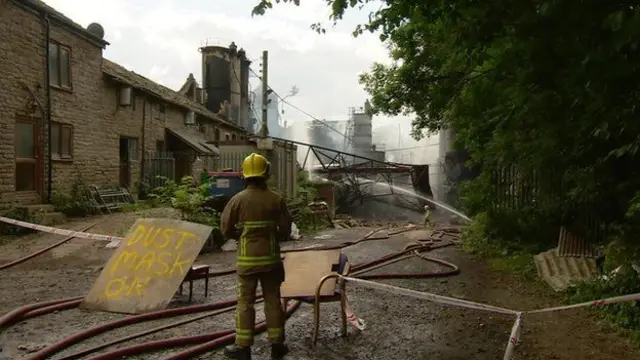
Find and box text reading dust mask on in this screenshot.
[81,218,212,314]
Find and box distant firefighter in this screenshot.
[423,205,432,228]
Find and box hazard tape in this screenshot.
[6,214,635,357]
[339,275,640,360]
[0,216,124,243]
[344,294,366,331]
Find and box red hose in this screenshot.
[85,329,234,360]
[0,223,97,271]
[163,301,301,360]
[86,241,456,360]
[0,296,82,329]
[80,301,301,360]
[3,227,461,360]
[20,299,82,321]
[59,302,261,360]
[27,299,239,360]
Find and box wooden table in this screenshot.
[179,264,210,302]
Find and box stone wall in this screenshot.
[0,2,106,204]
[0,0,246,204]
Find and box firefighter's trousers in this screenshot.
[235,268,285,347]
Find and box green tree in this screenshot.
[254,0,640,336]
[254,0,640,250]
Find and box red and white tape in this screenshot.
[339,275,640,360]
[344,294,366,331]
[0,216,124,243]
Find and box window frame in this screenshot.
[156,103,166,121]
[48,41,72,90]
[15,119,39,192]
[51,122,74,161]
[126,137,139,162]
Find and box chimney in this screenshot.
[195,87,204,104]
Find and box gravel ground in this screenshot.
[0,208,638,360]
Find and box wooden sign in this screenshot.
[81,218,212,314]
[280,249,341,298]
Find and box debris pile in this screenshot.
[332,215,411,229]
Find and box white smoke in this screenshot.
[372,116,444,200]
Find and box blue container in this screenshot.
[208,171,245,198]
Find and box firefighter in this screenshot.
[221,153,293,360]
[423,204,432,228]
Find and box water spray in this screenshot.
[356,177,471,222]
[422,197,471,222]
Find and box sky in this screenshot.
[43,0,440,164]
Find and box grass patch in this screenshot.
[566,271,640,344]
[489,254,538,281]
[461,212,540,281]
[120,201,156,213]
[462,213,640,344]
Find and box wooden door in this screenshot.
[15,119,42,195]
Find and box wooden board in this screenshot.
[81,218,213,314]
[280,249,341,298]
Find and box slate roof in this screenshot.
[19,0,109,47]
[102,59,243,131]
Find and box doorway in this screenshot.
[119,137,138,188]
[15,119,42,195]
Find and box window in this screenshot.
[156,103,166,120]
[48,42,71,89]
[51,122,73,160]
[15,121,37,191]
[128,138,138,161]
[156,140,165,155]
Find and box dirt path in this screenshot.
[0,213,637,360]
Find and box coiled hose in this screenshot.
[2,227,460,360]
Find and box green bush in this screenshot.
[50,172,101,217]
[150,176,218,227]
[0,204,44,236]
[567,270,640,343]
[149,176,224,250]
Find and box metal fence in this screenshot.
[145,152,175,189]
[490,166,606,243]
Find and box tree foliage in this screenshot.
[254,1,640,256]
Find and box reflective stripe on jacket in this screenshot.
[221,184,292,275]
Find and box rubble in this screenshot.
[332,215,411,229]
[17,343,47,353]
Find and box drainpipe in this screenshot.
[43,13,52,203]
[140,97,146,194]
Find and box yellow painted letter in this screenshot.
[109,251,139,275]
[133,251,156,272]
[174,231,198,250]
[169,253,192,276]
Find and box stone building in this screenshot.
[0,0,246,207]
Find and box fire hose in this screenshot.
[0,223,98,271]
[1,227,460,360]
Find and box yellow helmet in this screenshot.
[242,153,270,179]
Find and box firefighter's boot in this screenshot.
[271,343,289,359]
[223,344,251,360]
